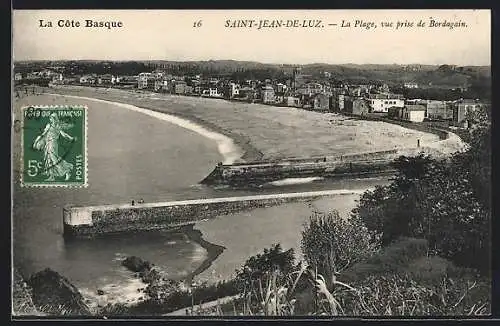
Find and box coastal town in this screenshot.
[14,62,487,130]
[13,59,491,317]
[11,7,493,319]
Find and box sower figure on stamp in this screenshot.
[32,112,77,181]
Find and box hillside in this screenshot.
[13,60,490,89]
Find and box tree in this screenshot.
[353,114,491,273]
[235,244,295,291]
[301,211,380,286]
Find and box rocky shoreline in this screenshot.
[12,267,91,317]
[12,223,226,317]
[12,267,42,316]
[119,224,226,286]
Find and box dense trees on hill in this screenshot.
[390,86,490,102]
[14,60,489,90]
[353,106,491,273]
[230,68,288,83]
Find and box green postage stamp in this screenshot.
[21,105,88,187]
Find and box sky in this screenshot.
[12,9,491,66]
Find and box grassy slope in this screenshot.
[192,238,490,316]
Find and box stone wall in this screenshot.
[202,155,396,186]
[64,194,349,237]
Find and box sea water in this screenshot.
[12,94,389,306]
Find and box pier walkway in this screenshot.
[63,189,368,237]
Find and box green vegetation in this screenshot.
[335,272,489,316]
[14,104,490,317]
[124,279,239,316]
[301,212,380,286]
[353,106,490,273]
[185,240,489,316]
[235,244,295,289]
[182,105,491,316]
[391,86,490,102]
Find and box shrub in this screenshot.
[12,268,41,316]
[342,238,428,282]
[367,238,429,269]
[97,303,130,316]
[351,185,391,236]
[335,273,490,316]
[353,129,491,274]
[127,279,239,315]
[235,244,296,291]
[301,211,381,286]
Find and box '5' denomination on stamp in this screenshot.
[21,105,88,187]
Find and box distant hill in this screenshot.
[13,59,490,89]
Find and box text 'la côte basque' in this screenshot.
[39,19,123,29]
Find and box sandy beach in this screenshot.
[12,85,467,303]
[45,85,465,161]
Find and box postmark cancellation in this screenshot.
[20,105,88,187]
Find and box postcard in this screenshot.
[12,9,491,318]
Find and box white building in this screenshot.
[338,94,346,111]
[79,75,96,84]
[209,88,222,98]
[229,82,240,98]
[401,105,426,122]
[297,83,323,96]
[138,72,152,89]
[275,83,287,94]
[261,85,276,104]
[368,94,405,113]
[152,70,165,80]
[97,74,115,85]
[404,82,419,89]
[286,96,301,107]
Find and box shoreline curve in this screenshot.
[48,93,246,165]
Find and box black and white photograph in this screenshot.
[11,9,491,318]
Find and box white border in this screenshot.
[19,105,89,188]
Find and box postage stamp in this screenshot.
[20,105,88,187]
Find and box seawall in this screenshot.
[201,150,399,186]
[63,190,366,238]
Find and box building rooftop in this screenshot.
[404,104,426,111]
[460,99,480,104]
[368,93,404,100]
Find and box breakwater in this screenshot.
[201,150,399,186]
[63,190,366,238]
